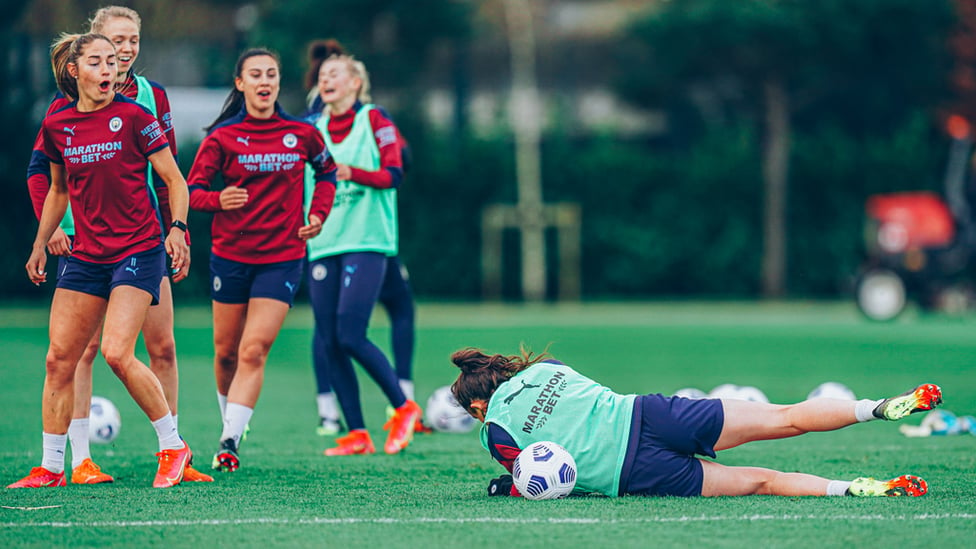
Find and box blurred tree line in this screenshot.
[1,0,965,302]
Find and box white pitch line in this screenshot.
[1,514,975,528]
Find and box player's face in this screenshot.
[317,59,360,106]
[236,55,280,115]
[98,16,139,81]
[70,39,117,106]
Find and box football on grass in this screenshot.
[807,382,857,401]
[424,386,476,433]
[512,441,577,500]
[89,396,121,444]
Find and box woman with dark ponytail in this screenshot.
[452,346,942,499]
[188,48,338,473]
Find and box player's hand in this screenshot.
[219,186,249,210]
[25,245,48,286]
[165,229,190,283]
[488,474,514,496]
[298,214,323,240]
[335,163,352,181]
[46,227,72,256]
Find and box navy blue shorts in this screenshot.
[619,394,724,497]
[210,254,303,306]
[57,246,166,306]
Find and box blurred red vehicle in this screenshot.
[856,115,976,320]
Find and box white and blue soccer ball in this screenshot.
[89,396,121,444]
[674,387,708,399]
[736,386,769,403]
[424,386,476,433]
[708,384,743,399]
[512,441,577,500]
[807,382,857,401]
[708,384,769,402]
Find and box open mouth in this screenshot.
[257,90,272,99]
[99,80,112,92]
[118,56,132,64]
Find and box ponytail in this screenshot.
[204,89,244,134]
[450,345,550,412]
[50,33,113,101]
[304,38,346,91]
[205,47,280,133]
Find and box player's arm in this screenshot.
[485,422,523,497]
[148,146,190,282]
[26,163,70,286]
[188,134,246,212]
[150,85,177,228]
[299,130,338,240]
[27,123,72,257]
[340,110,403,189]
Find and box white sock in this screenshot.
[316,392,339,420]
[221,403,254,447]
[151,413,183,451]
[827,480,852,496]
[67,418,91,469]
[399,379,415,402]
[855,399,884,422]
[41,432,68,474]
[172,414,178,431]
[217,393,228,421]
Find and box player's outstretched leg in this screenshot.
[873,384,942,421]
[848,475,928,497]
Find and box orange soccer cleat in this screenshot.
[71,458,114,484]
[848,475,928,497]
[324,429,375,456]
[873,384,943,421]
[7,467,66,489]
[153,442,191,488]
[383,400,422,454]
[182,464,214,482]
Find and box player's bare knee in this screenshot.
[44,352,76,386]
[145,337,177,366]
[99,342,132,374]
[238,340,271,367]
[45,344,78,374]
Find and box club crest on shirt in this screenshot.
[283,133,298,148]
[109,117,123,132]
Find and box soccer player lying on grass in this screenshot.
[450,347,942,498]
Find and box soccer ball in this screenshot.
[708,384,742,399]
[512,441,577,500]
[424,386,476,433]
[89,396,121,444]
[736,386,769,403]
[806,382,857,401]
[674,387,707,399]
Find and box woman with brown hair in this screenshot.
[452,346,940,498]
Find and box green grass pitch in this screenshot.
[1,301,974,548]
